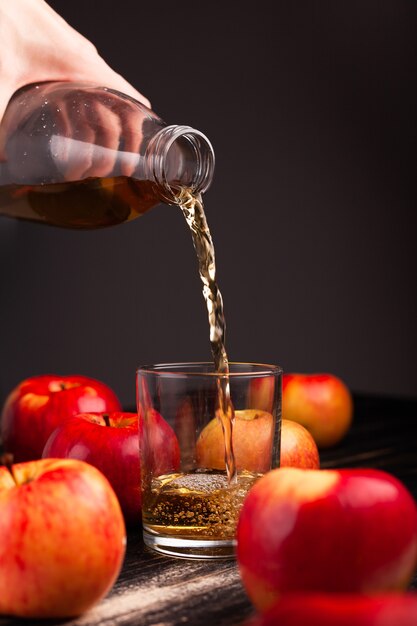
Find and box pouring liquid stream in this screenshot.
[178,189,237,483]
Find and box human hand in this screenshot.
[0,0,150,124]
[0,0,151,178]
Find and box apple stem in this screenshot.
[0,452,17,484]
[102,413,111,427]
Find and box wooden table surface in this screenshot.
[1,393,417,625]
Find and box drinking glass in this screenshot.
[137,362,282,559]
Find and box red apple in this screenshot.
[196,409,275,473]
[0,457,126,618]
[139,407,181,477]
[281,419,320,469]
[245,594,417,626]
[42,412,141,526]
[1,374,121,462]
[282,373,353,447]
[42,409,180,525]
[237,467,417,612]
[195,414,319,473]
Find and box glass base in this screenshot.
[143,528,236,559]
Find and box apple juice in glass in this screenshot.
[138,363,282,559]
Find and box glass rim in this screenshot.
[137,361,283,378]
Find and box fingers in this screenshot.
[84,101,122,178]
[51,92,142,181]
[54,94,96,180]
[117,102,146,177]
[0,75,149,180]
[80,91,147,179]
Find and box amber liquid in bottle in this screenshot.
[0,177,158,229]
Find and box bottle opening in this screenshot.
[145,125,215,204]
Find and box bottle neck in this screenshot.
[145,125,215,204]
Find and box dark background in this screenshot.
[0,1,416,408]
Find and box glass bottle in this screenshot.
[0,82,214,229]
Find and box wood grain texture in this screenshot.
[0,393,416,624]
